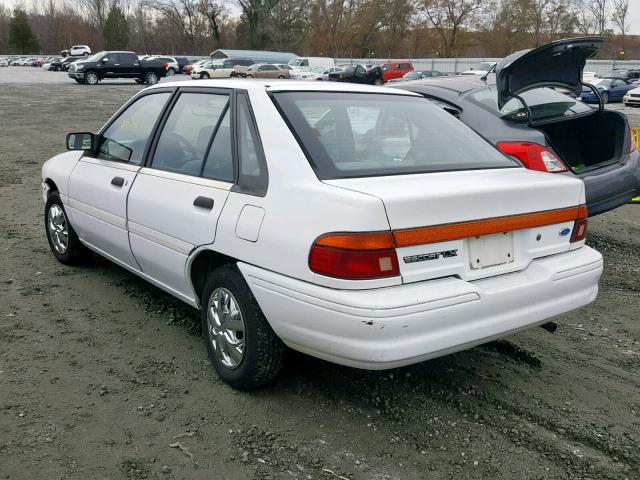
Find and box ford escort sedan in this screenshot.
[42,80,603,389]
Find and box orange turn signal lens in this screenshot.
[314,231,396,251]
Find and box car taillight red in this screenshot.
[570,204,588,243]
[497,142,568,173]
[162,62,168,69]
[309,232,400,280]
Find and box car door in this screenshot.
[67,90,173,269]
[99,53,119,78]
[118,52,139,77]
[612,79,630,100]
[126,89,234,300]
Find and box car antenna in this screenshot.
[480,63,496,82]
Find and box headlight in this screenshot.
[76,64,84,70]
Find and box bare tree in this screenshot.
[198,0,224,43]
[611,0,628,41]
[419,0,484,57]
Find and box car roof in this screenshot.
[398,75,495,94]
[147,79,421,96]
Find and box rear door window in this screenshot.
[151,92,229,176]
[273,92,516,179]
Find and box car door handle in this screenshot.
[111,176,125,187]
[193,196,214,209]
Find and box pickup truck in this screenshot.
[68,51,167,85]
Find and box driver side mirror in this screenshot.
[66,132,96,151]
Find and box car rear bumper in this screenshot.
[578,150,640,215]
[238,246,603,370]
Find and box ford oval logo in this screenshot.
[559,227,571,237]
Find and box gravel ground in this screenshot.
[0,72,639,480]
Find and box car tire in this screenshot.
[246,74,253,78]
[45,192,91,265]
[167,68,175,76]
[602,91,609,104]
[374,78,383,85]
[201,72,210,79]
[84,71,99,85]
[145,72,159,85]
[277,75,285,79]
[83,52,89,57]
[201,264,285,389]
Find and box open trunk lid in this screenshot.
[325,168,586,284]
[496,37,603,109]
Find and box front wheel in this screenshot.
[145,72,159,85]
[277,75,285,79]
[201,265,285,389]
[374,78,383,85]
[602,91,609,104]
[84,71,99,85]
[201,72,210,79]
[45,192,91,265]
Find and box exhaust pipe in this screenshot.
[540,322,557,333]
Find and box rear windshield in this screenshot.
[272,92,517,179]
[469,87,593,122]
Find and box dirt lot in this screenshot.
[1,69,639,480]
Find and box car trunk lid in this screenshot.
[496,36,603,109]
[325,168,585,284]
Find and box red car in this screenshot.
[382,61,413,83]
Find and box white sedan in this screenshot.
[623,85,640,107]
[41,80,602,389]
[292,66,343,80]
[191,61,233,79]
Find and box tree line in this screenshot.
[0,0,637,59]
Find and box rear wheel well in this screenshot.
[190,250,237,305]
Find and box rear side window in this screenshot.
[151,93,229,176]
[235,93,268,195]
[273,92,516,179]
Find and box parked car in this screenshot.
[69,45,91,56]
[388,70,444,83]
[173,56,191,73]
[0,58,8,67]
[396,37,640,216]
[599,68,640,83]
[460,61,496,75]
[329,64,383,85]
[381,61,413,83]
[43,78,602,388]
[67,51,167,85]
[241,63,289,79]
[623,85,640,107]
[183,59,207,75]
[579,77,637,103]
[42,57,61,70]
[148,56,179,75]
[288,57,335,70]
[293,66,343,80]
[61,56,83,71]
[192,61,238,79]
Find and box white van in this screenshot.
[288,57,335,77]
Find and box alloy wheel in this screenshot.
[207,287,246,369]
[47,204,69,254]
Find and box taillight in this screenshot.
[309,232,400,280]
[628,127,637,153]
[497,142,568,173]
[570,205,588,243]
[162,62,168,69]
